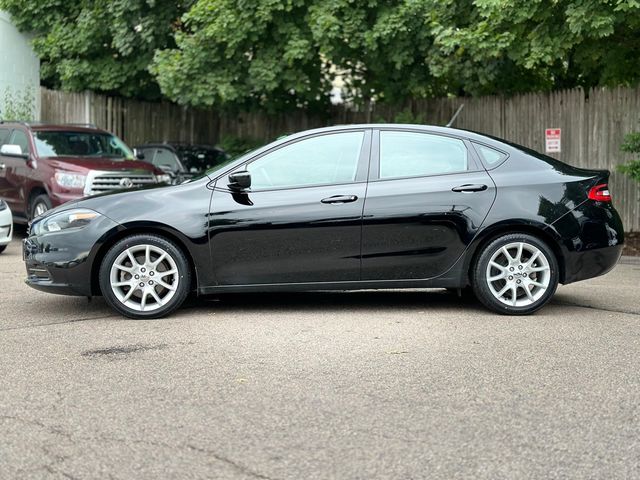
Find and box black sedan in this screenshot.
[134,142,228,184]
[24,124,624,319]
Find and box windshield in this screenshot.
[34,131,134,160]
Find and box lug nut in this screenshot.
[508,276,513,280]
[510,267,514,271]
[139,282,144,287]
[516,279,521,284]
[518,265,523,270]
[141,268,146,273]
[149,271,154,276]
[149,280,154,285]
[523,273,528,277]
[134,274,139,279]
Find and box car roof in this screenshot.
[0,121,109,134]
[135,142,222,151]
[248,123,514,151]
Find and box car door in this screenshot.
[361,128,496,281]
[0,128,31,214]
[208,129,371,285]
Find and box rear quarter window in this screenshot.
[473,143,508,166]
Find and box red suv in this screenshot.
[0,122,167,222]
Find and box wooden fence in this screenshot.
[40,87,640,231]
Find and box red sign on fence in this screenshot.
[545,128,561,153]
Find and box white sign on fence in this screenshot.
[545,128,561,153]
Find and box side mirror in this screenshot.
[228,170,251,190]
[0,144,28,159]
[134,149,145,160]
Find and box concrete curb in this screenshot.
[619,255,640,265]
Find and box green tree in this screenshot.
[5,0,640,108]
[0,0,190,99]
[153,0,640,109]
[152,0,330,112]
[428,0,640,96]
[620,132,640,183]
[0,86,36,121]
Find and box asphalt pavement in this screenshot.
[1,233,639,480]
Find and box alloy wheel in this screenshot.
[109,244,179,312]
[485,242,551,307]
[34,202,48,217]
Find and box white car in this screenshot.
[0,200,12,254]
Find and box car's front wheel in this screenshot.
[99,234,191,319]
[30,194,52,219]
[472,233,559,315]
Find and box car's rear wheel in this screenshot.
[472,233,559,315]
[99,234,191,319]
[30,194,52,219]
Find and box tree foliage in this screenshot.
[0,0,190,99]
[3,0,640,109]
[620,132,640,183]
[153,0,640,109]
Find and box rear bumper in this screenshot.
[563,244,623,284]
[550,200,625,284]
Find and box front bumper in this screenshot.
[23,214,121,296]
[0,207,12,245]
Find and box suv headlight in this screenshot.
[33,209,101,235]
[55,172,87,189]
[155,174,171,184]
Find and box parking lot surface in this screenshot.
[1,233,639,480]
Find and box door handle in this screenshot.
[321,195,358,204]
[451,184,488,193]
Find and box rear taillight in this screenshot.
[588,183,611,202]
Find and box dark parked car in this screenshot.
[134,143,228,184]
[0,122,168,222]
[23,124,624,319]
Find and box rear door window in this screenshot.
[152,148,181,172]
[379,131,468,179]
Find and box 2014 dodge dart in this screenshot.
[23,125,624,319]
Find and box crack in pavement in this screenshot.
[1,415,279,480]
[0,314,117,332]
[187,444,280,480]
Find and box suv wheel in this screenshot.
[30,194,52,219]
[472,233,559,315]
[99,234,191,319]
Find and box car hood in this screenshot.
[45,156,162,175]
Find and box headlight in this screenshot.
[35,209,100,234]
[54,172,86,189]
[155,174,171,184]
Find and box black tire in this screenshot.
[99,234,191,319]
[0,245,6,254]
[472,233,559,315]
[30,194,52,219]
